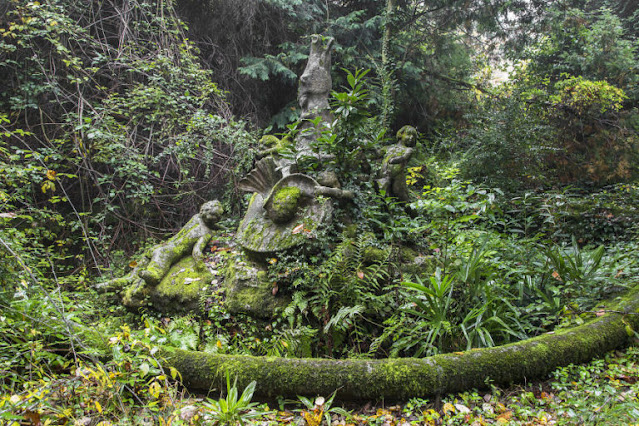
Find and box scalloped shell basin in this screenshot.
[236,174,332,253]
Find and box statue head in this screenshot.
[396,125,418,147]
[200,200,223,227]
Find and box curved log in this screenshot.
[162,285,639,400]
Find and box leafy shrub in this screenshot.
[0,0,254,273]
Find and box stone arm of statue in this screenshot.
[314,185,355,200]
[256,147,278,159]
[192,233,213,271]
[388,147,414,164]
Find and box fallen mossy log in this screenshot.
[162,285,639,400]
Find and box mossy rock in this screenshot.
[236,175,332,254]
[268,186,301,224]
[150,256,212,314]
[362,246,389,264]
[260,135,280,147]
[223,254,290,318]
[400,255,435,277]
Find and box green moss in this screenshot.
[399,246,418,262]
[122,280,150,308]
[260,135,280,147]
[223,254,290,318]
[269,186,301,224]
[151,256,212,314]
[362,246,389,264]
[396,125,418,144]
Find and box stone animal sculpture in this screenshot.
[298,35,333,116]
[378,125,417,202]
[296,35,334,160]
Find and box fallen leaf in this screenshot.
[128,261,138,268]
[455,404,471,414]
[292,224,304,234]
[496,411,512,423]
[442,403,455,415]
[23,410,41,425]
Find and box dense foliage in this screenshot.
[0,0,254,275]
[1,0,639,424]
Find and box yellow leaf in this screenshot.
[41,180,55,193]
[169,366,180,380]
[148,381,161,399]
[46,169,57,180]
[129,260,138,268]
[95,400,102,413]
[442,402,455,415]
[302,409,323,426]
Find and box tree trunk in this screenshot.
[380,0,396,130]
[161,285,639,400]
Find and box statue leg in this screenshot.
[391,178,411,203]
[139,244,182,285]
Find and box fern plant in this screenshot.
[284,233,393,357]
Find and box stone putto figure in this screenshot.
[378,125,418,202]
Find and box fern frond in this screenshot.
[323,305,364,334]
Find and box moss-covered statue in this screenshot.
[139,200,223,285]
[377,125,418,202]
[103,200,223,311]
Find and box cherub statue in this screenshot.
[97,200,223,307]
[377,125,418,202]
[138,200,223,285]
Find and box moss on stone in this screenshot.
[159,284,639,401]
[223,253,290,318]
[269,186,301,224]
[260,135,280,147]
[150,256,212,314]
[399,246,418,262]
[396,125,418,145]
[362,246,389,264]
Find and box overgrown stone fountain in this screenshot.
[101,36,639,401]
[112,35,356,316]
